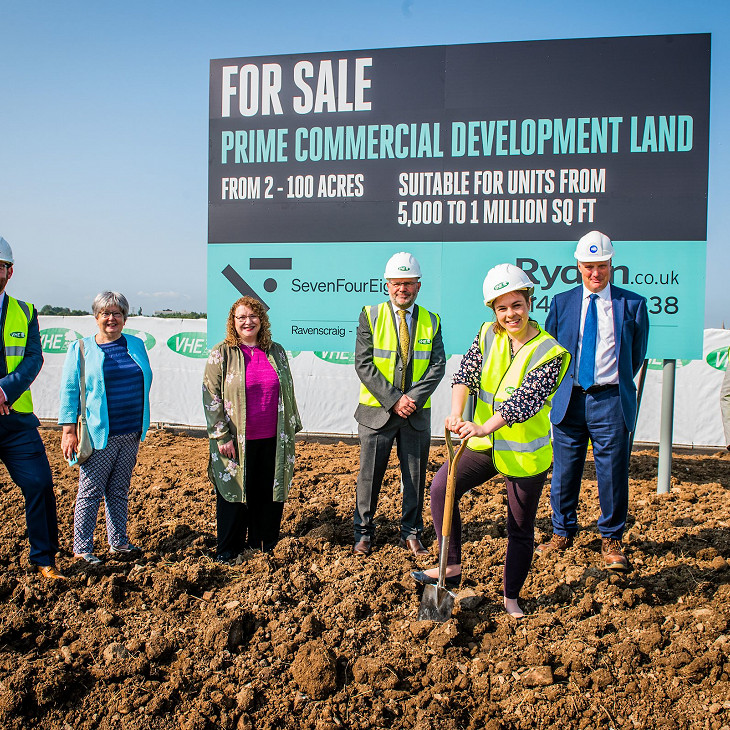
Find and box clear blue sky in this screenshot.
[1,0,727,325]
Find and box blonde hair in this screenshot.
[224,296,272,351]
[490,288,532,335]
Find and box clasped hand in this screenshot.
[444,415,487,439]
[394,394,416,419]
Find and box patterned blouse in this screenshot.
[203,342,302,503]
[453,332,562,426]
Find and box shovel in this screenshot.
[417,429,469,622]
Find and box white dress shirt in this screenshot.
[577,283,618,386]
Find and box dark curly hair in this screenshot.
[224,296,272,351]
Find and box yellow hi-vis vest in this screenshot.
[3,296,35,413]
[358,302,439,408]
[470,321,569,477]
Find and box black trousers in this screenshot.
[216,437,284,556]
[430,447,546,600]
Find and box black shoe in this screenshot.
[216,552,235,565]
[411,570,461,588]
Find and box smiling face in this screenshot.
[578,259,612,293]
[234,304,261,345]
[492,290,531,339]
[387,278,421,310]
[95,307,125,341]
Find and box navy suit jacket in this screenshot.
[545,284,649,431]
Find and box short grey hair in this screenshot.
[92,291,129,319]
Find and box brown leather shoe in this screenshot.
[535,533,573,557]
[353,537,372,556]
[400,537,429,557]
[601,538,629,571]
[37,565,67,581]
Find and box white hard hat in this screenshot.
[574,230,614,262]
[483,263,534,307]
[384,251,421,279]
[0,237,14,265]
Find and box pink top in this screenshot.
[241,345,280,440]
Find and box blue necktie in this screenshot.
[578,293,598,390]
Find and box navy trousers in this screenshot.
[550,386,629,540]
[0,420,58,566]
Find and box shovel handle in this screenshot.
[442,430,469,539]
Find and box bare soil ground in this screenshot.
[0,429,728,729]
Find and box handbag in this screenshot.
[73,340,93,466]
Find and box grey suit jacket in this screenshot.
[354,302,445,431]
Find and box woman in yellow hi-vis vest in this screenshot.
[412,264,569,618]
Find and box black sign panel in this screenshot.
[209,34,710,243]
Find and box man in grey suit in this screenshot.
[353,252,445,556]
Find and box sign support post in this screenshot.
[657,359,677,494]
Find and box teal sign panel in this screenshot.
[208,239,703,359]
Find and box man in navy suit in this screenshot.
[537,231,649,570]
[0,236,64,580]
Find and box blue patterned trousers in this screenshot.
[73,433,140,554]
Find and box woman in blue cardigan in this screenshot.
[59,292,152,564]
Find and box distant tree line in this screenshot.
[154,311,207,319]
[40,305,89,316]
[38,305,207,319]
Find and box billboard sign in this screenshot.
[208,34,710,358]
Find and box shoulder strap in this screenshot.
[78,341,87,415]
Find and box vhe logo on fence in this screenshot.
[314,351,355,365]
[123,329,157,351]
[705,347,729,371]
[39,328,81,353]
[167,332,209,359]
[647,359,692,370]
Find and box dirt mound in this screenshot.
[0,429,728,729]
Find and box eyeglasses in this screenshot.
[0,263,12,271]
[235,315,260,322]
[388,280,418,289]
[99,311,124,319]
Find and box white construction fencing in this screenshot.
[33,317,730,448]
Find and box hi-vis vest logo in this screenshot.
[505,386,516,394]
[123,328,157,351]
[314,351,355,365]
[417,338,431,345]
[494,281,508,290]
[40,328,81,354]
[705,347,729,371]
[9,332,24,338]
[167,332,209,359]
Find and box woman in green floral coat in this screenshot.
[203,296,302,561]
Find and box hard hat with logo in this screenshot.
[384,252,422,279]
[0,237,14,265]
[482,263,534,307]
[574,230,614,262]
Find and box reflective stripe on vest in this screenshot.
[470,321,569,477]
[359,302,439,408]
[4,297,34,413]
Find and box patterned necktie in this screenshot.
[578,293,598,390]
[398,309,410,391]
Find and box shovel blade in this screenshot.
[417,584,455,622]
